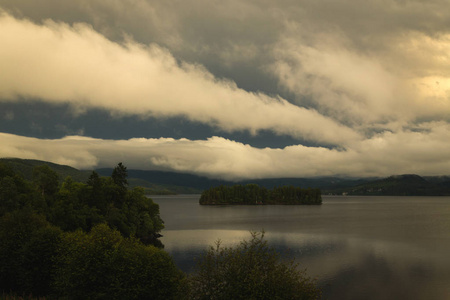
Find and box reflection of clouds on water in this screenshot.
[162,229,248,250]
[262,232,450,300]
[162,229,253,273]
[158,196,450,299]
[163,229,361,276]
[164,229,450,299]
[320,253,450,300]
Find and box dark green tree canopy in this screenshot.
[0,162,164,247]
[53,224,183,300]
[0,210,62,297]
[112,162,128,189]
[200,184,322,205]
[33,165,59,196]
[0,162,14,179]
[0,161,323,299]
[87,170,101,188]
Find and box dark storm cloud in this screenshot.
[0,12,358,145]
[1,0,450,178]
[0,102,304,148]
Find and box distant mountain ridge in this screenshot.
[0,158,91,182]
[2,158,450,196]
[96,168,373,193]
[333,174,450,196]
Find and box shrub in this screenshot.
[53,224,183,300]
[185,232,321,300]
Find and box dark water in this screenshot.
[153,195,450,300]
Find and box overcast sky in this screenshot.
[1,0,450,180]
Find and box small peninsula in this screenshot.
[199,184,322,205]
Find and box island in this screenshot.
[199,184,322,205]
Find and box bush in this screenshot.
[0,210,62,297]
[185,232,321,300]
[53,224,183,300]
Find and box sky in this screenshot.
[1,0,450,180]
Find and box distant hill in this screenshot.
[96,168,371,193]
[0,159,201,195]
[2,158,450,196]
[96,168,216,194]
[246,177,373,192]
[0,158,91,182]
[97,168,224,190]
[94,169,450,196]
[331,174,450,196]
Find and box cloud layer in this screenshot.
[2,126,450,180]
[1,0,450,178]
[0,11,358,146]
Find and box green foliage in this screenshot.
[0,214,181,299]
[120,187,165,246]
[0,160,324,299]
[200,184,322,205]
[53,224,183,300]
[49,178,103,232]
[0,158,91,183]
[185,232,321,300]
[0,210,62,297]
[0,163,39,215]
[0,162,165,247]
[0,176,19,214]
[0,293,47,300]
[32,165,59,197]
[0,162,14,178]
[112,162,128,190]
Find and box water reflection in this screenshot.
[321,253,450,300]
[155,195,450,300]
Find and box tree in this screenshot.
[124,187,164,247]
[112,162,128,189]
[110,163,128,207]
[0,210,62,296]
[53,224,183,300]
[0,162,14,179]
[49,176,103,232]
[87,171,106,211]
[33,165,59,197]
[185,232,321,300]
[200,185,322,205]
[0,176,19,214]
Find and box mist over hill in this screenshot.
[2,158,450,196]
[335,174,450,196]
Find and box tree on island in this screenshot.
[200,184,322,205]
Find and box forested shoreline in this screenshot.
[0,161,321,299]
[200,184,322,205]
[0,161,181,298]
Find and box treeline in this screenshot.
[0,161,181,299]
[0,161,321,299]
[0,162,164,247]
[200,184,322,205]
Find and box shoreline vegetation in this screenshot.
[200,184,322,205]
[0,160,321,299]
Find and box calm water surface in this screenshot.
[153,195,450,300]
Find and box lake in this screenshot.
[153,195,450,300]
